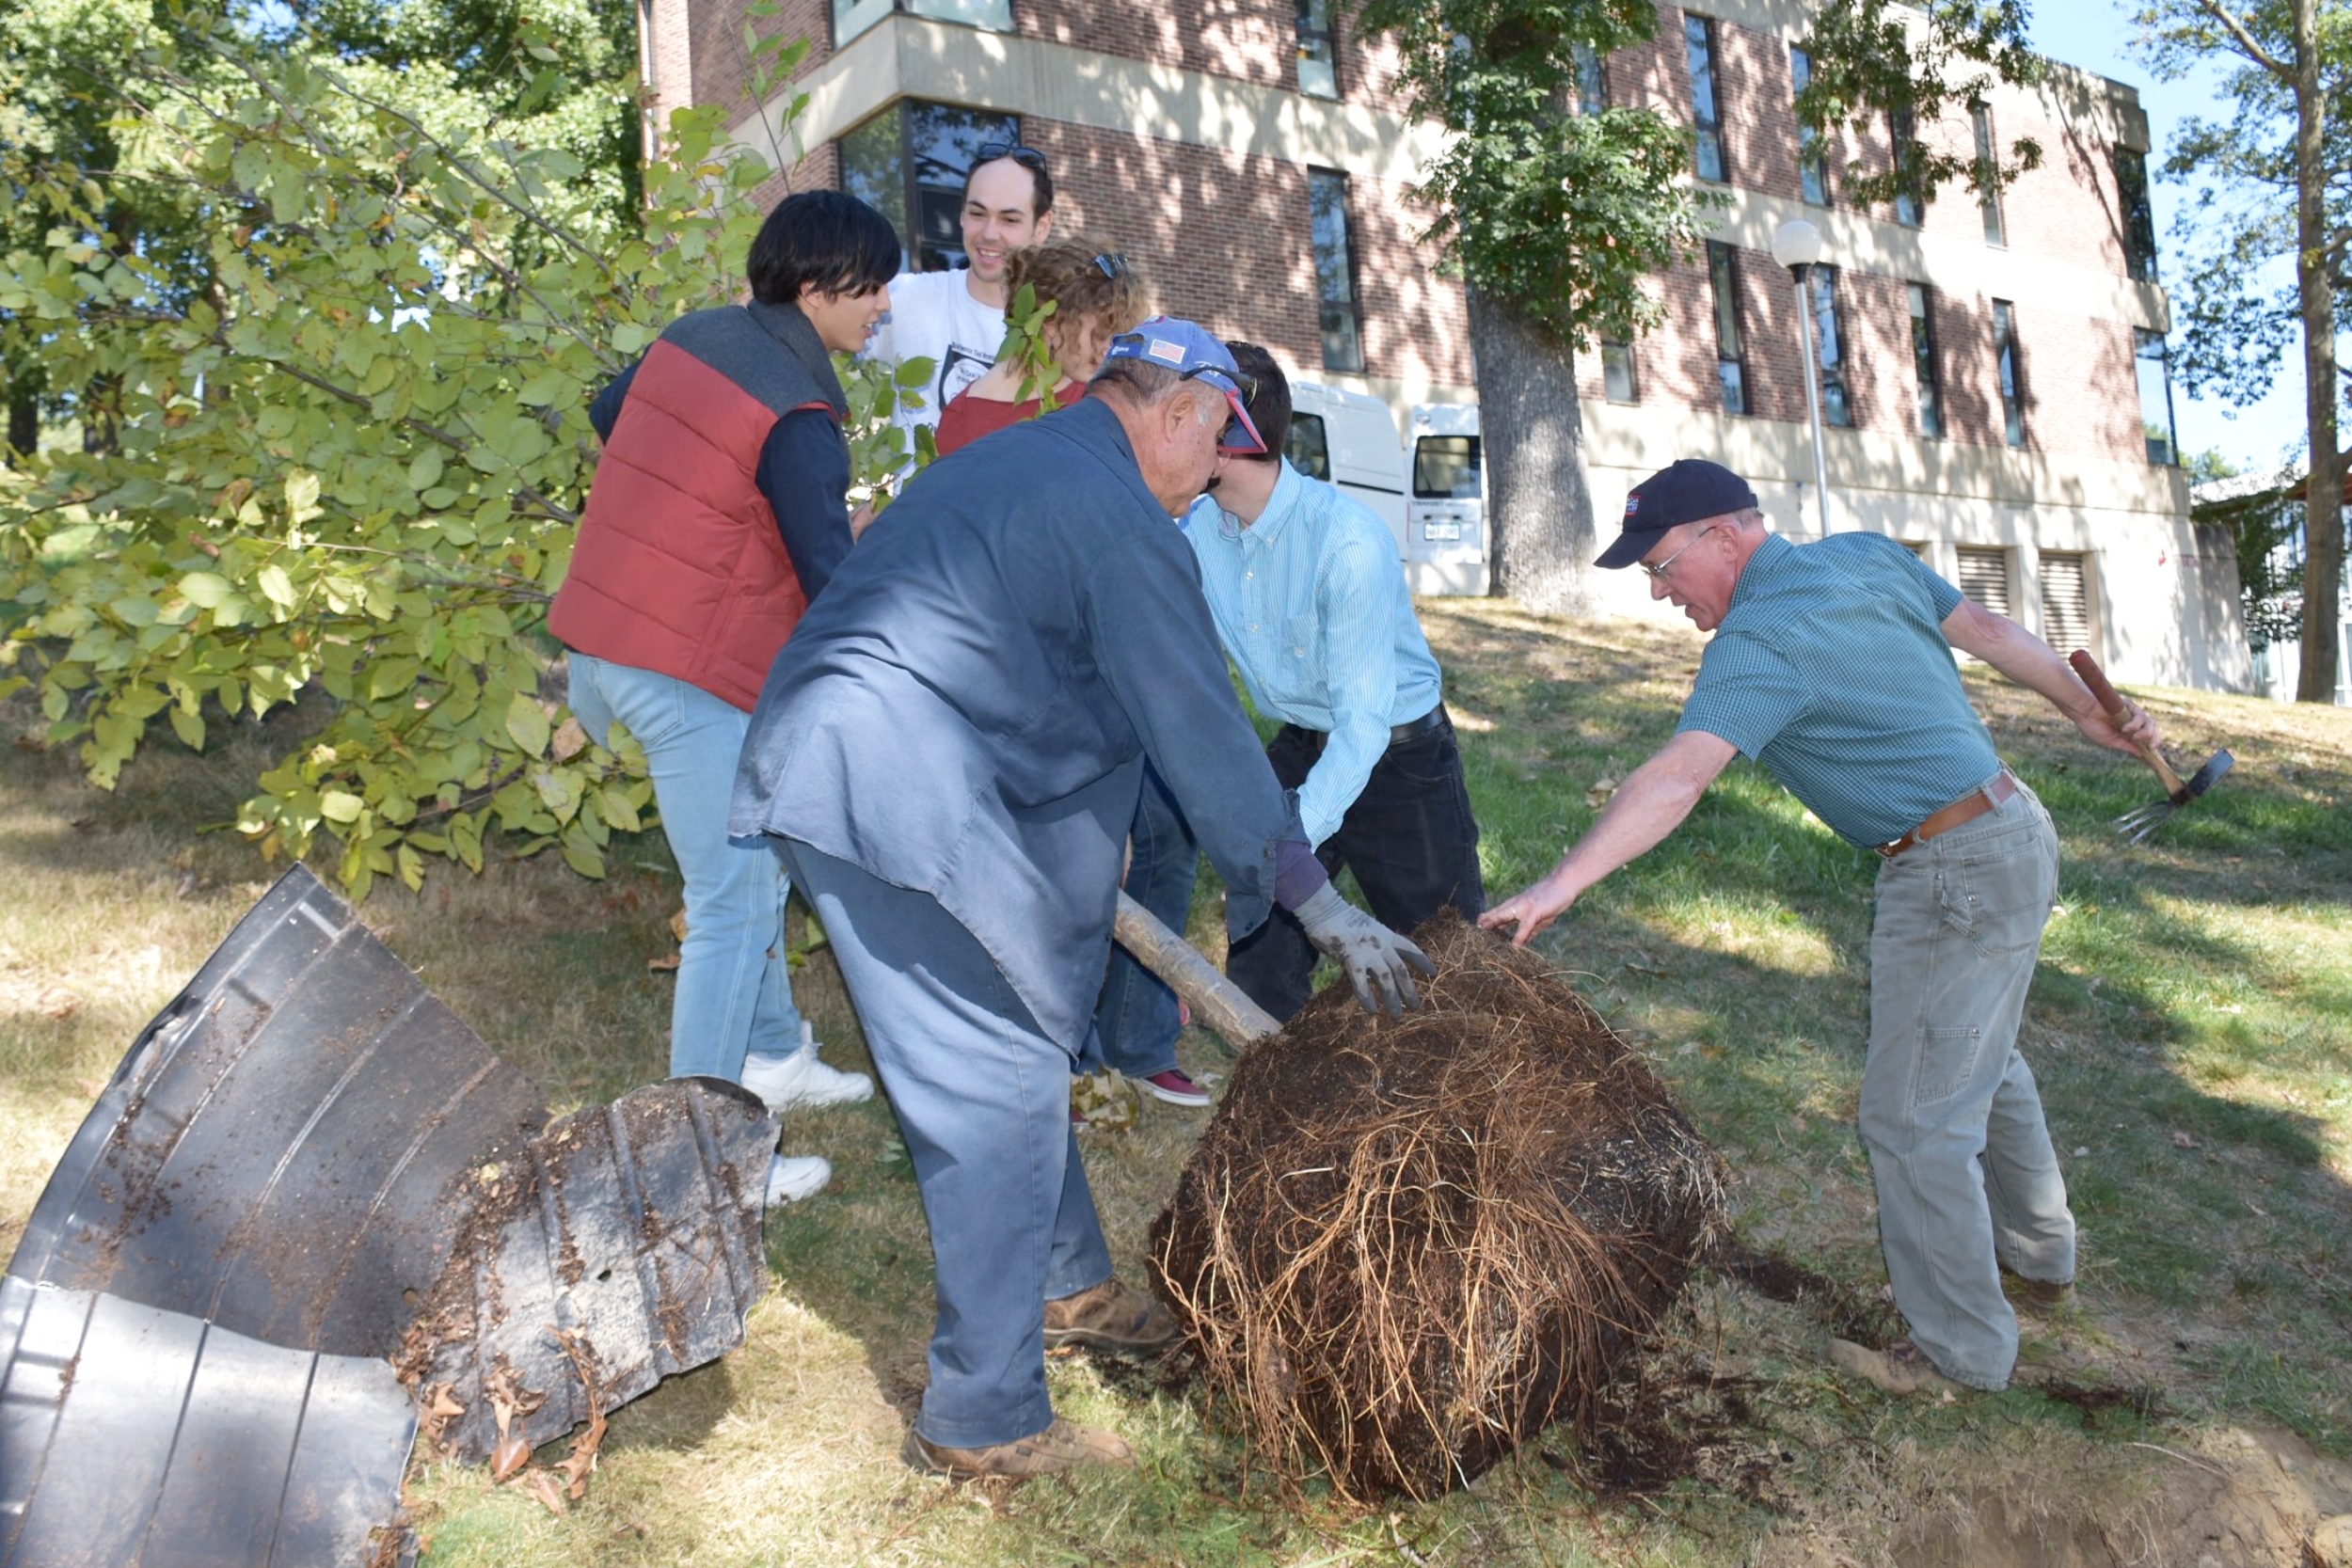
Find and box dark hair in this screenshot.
[961,146,1055,217]
[1225,341,1291,461]
[745,190,901,306]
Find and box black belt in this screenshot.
[1281,705,1448,755]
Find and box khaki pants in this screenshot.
[1860,778,2074,1390]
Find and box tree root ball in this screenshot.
[1149,911,1730,1504]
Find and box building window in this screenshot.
[1707,241,1746,415]
[1992,299,2026,448]
[2137,329,2179,465]
[1790,46,1829,205]
[1296,0,1339,99]
[2117,149,2159,282]
[834,0,1011,49]
[1973,103,2006,246]
[837,100,1020,272]
[1907,284,1944,437]
[2040,551,2091,656]
[1601,341,1638,403]
[1955,546,2011,619]
[1810,263,1851,427]
[1889,108,1923,227]
[1683,15,1727,182]
[1572,40,1607,115]
[1308,168,1365,372]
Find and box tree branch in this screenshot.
[2194,0,2291,79]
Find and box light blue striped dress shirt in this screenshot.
[1676,531,2001,848]
[1182,460,1443,847]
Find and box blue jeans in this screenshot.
[566,653,806,1082]
[1861,778,2073,1391]
[1085,763,1196,1079]
[777,839,1114,1449]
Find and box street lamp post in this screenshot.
[1771,218,1834,536]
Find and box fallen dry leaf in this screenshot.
[417,1384,465,1449]
[2171,1130,2199,1150]
[36,987,80,1022]
[521,1468,568,1515]
[550,717,588,763]
[1585,776,1619,809]
[549,1326,609,1501]
[646,953,680,973]
[669,909,689,943]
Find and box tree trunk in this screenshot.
[2290,0,2344,702]
[5,383,35,465]
[1468,286,1597,615]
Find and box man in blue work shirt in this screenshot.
[1482,459,2163,1400]
[730,318,1430,1481]
[1180,344,1484,1022]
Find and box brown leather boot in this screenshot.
[1827,1336,1963,1396]
[1042,1275,1180,1354]
[903,1418,1136,1480]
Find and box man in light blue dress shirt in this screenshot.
[1180,344,1484,1021]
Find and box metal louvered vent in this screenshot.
[2040,550,2091,657]
[1956,546,2011,620]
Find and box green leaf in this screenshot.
[504,692,552,758]
[408,451,445,491]
[169,706,206,751]
[320,790,365,823]
[180,572,232,609]
[257,564,296,608]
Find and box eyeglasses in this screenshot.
[1180,362,1258,404]
[975,141,1047,173]
[1639,523,1724,581]
[1091,252,1127,280]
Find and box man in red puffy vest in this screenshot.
[551,190,899,1207]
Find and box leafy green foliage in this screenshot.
[1793,0,2045,210]
[0,6,816,895]
[1355,0,1716,350]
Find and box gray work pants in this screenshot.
[1861,777,2074,1391]
[772,839,1116,1449]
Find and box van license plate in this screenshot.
[1422,521,1461,542]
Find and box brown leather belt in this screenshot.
[1874,768,2018,859]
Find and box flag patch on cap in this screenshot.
[1147,338,1184,364]
[1623,495,1641,518]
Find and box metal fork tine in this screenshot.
[2111,802,2167,832]
[2123,807,2174,845]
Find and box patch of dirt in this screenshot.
[1888,1426,2352,1567]
[1151,911,1730,1504]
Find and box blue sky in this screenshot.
[2028,4,2307,474]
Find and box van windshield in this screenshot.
[1285,413,1330,480]
[1413,435,1481,499]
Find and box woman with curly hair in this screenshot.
[932,241,1151,454]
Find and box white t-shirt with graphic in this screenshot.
[868,269,1006,439]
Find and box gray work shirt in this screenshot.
[729,395,1297,1052]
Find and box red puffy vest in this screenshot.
[551,304,841,711]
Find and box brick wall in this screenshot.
[691,0,828,127]
[1019,0,1290,90]
[999,116,1473,388]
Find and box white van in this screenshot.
[1281,385,1487,595]
[1405,404,1488,595]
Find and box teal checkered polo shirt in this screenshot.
[1676,531,2002,849]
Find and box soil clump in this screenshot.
[1150,911,1729,1503]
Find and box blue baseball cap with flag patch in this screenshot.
[1596,458,1759,568]
[1101,316,1267,454]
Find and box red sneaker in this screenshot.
[1129,1068,1211,1107]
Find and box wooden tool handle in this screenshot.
[2068,650,2186,800]
[1113,892,1282,1053]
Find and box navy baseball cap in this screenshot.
[1102,316,1268,454]
[1596,459,1760,569]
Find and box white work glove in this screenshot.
[1292,884,1435,1019]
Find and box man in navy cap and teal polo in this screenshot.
[731,316,1430,1481]
[1481,459,2163,1400]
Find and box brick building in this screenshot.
[641,0,2250,690]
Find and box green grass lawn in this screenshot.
[2,602,2346,1565]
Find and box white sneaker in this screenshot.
[765,1153,832,1206]
[739,1022,873,1113]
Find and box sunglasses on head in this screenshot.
[1179,362,1259,404]
[1091,252,1127,280]
[976,141,1047,172]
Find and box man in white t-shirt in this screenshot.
[867,143,1056,439]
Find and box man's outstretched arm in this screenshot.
[1940,598,2161,757]
[1480,729,1739,947]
